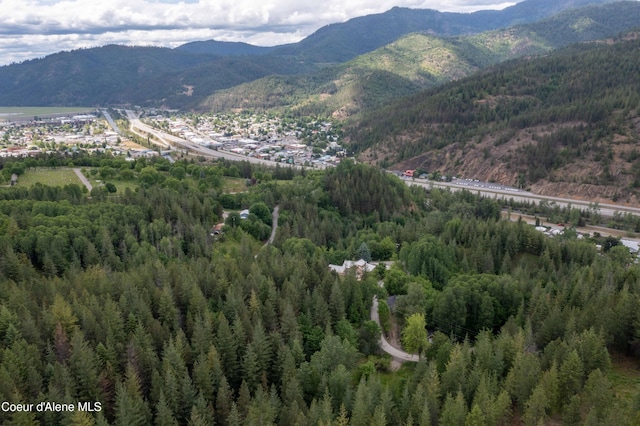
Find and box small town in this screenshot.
[0,109,348,168]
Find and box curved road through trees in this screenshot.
[371,294,419,362]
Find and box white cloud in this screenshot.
[0,0,519,65]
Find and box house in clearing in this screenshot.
[328,259,378,280]
[211,223,225,236]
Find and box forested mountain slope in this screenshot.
[0,155,640,425]
[348,33,640,204]
[201,1,640,117]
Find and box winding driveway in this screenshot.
[371,294,420,362]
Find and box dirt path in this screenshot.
[266,206,279,245]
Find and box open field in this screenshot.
[0,107,96,122]
[119,139,147,150]
[14,168,82,188]
[222,177,249,193]
[103,179,138,193]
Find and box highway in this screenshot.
[405,178,640,218]
[123,110,639,219]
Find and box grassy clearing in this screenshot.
[222,177,249,193]
[378,360,417,389]
[15,168,82,188]
[107,180,138,193]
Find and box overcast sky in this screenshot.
[0,0,519,66]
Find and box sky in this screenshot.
[0,0,519,66]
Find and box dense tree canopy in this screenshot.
[0,155,639,425]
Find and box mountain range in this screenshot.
[0,0,627,108]
[202,1,640,117]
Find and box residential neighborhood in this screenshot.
[1,109,348,168]
[139,110,347,168]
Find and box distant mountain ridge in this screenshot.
[0,0,627,107]
[176,40,277,56]
[201,1,640,117]
[269,0,620,63]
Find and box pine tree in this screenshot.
[562,394,582,426]
[69,332,100,402]
[418,403,431,426]
[334,404,350,426]
[215,375,233,426]
[245,386,278,426]
[187,393,215,426]
[505,351,540,409]
[558,350,584,404]
[440,391,467,426]
[250,318,272,379]
[114,366,151,426]
[69,410,96,426]
[227,403,242,426]
[371,404,386,426]
[237,380,251,418]
[465,404,485,426]
[350,379,371,426]
[441,345,468,397]
[522,384,549,426]
[425,363,441,425]
[583,369,613,421]
[154,390,178,426]
[215,314,239,387]
[356,242,372,262]
[242,346,260,393]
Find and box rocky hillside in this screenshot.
[350,33,640,205]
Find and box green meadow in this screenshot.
[13,168,82,188]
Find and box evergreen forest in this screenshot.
[0,155,640,425]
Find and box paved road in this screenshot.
[73,168,92,191]
[406,178,640,218]
[371,294,420,362]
